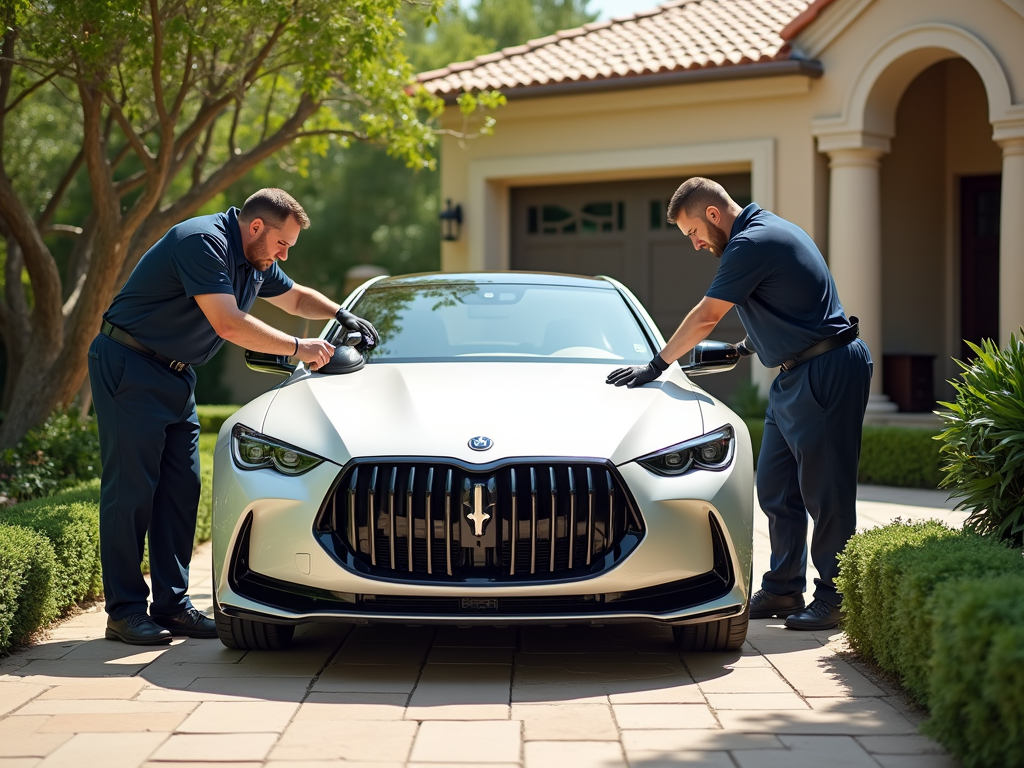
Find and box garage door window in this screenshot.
[527,201,625,235]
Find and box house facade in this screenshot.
[418,0,1024,412]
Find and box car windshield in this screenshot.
[350,281,654,364]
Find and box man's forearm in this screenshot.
[220,313,301,355]
[289,286,339,319]
[659,301,724,364]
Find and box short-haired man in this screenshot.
[90,188,377,645]
[606,177,872,630]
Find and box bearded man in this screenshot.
[606,177,872,631]
[90,188,377,645]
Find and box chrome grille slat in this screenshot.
[324,459,641,581]
[425,467,434,575]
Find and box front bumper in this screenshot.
[211,431,754,627]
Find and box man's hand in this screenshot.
[606,354,670,388]
[336,308,378,347]
[296,338,336,370]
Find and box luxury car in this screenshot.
[211,272,754,651]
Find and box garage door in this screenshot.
[510,174,753,402]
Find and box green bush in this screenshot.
[0,408,100,505]
[859,426,943,488]
[0,524,57,653]
[1,487,102,611]
[196,404,240,435]
[744,418,941,489]
[937,334,1024,546]
[925,575,1024,767]
[195,433,217,545]
[836,519,955,669]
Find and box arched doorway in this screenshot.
[814,23,1023,413]
[880,58,1002,408]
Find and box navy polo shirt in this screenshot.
[105,207,293,365]
[705,203,849,368]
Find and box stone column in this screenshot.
[824,142,897,412]
[998,136,1024,345]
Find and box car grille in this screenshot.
[314,459,645,582]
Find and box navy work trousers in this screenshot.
[88,333,201,621]
[756,338,872,607]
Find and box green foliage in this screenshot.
[0,408,100,505]
[196,405,240,435]
[839,521,1024,766]
[836,519,956,670]
[729,380,768,419]
[937,333,1024,546]
[744,418,942,489]
[924,575,1024,768]
[1,489,102,611]
[859,426,943,489]
[0,523,56,653]
[196,433,217,546]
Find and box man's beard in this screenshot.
[244,230,273,271]
[705,219,729,258]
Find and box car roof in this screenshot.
[369,272,616,290]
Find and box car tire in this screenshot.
[214,606,295,650]
[672,608,749,652]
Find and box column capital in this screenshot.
[992,111,1024,146]
[813,128,891,156]
[996,135,1024,157]
[825,146,886,169]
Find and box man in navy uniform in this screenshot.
[606,177,871,630]
[90,188,377,645]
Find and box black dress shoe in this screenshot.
[105,613,173,645]
[784,598,843,630]
[151,607,218,638]
[749,589,805,619]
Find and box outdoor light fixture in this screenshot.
[439,198,463,241]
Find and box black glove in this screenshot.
[335,308,378,347]
[736,336,755,357]
[606,354,670,388]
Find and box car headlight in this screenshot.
[231,424,325,476]
[636,426,735,477]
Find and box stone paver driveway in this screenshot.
[0,486,965,768]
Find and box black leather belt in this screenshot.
[101,320,191,373]
[779,317,860,373]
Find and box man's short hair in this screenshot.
[240,188,310,230]
[666,177,733,225]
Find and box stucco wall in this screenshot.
[439,74,823,273]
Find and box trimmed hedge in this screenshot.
[837,522,1024,766]
[2,481,103,610]
[196,404,239,435]
[0,434,217,654]
[0,524,56,651]
[743,418,942,489]
[925,575,1024,768]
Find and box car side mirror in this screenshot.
[244,350,296,376]
[678,340,740,376]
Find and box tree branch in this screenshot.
[7,67,59,112]
[44,223,83,236]
[149,0,169,124]
[169,36,193,121]
[37,149,84,231]
[103,96,156,172]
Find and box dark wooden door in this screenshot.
[510,175,752,401]
[960,175,1001,359]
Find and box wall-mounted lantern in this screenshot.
[439,198,463,242]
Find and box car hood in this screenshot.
[259,362,710,467]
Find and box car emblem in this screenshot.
[468,436,493,451]
[462,479,496,537]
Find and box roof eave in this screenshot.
[429,59,824,105]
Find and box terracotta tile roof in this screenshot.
[418,0,816,98]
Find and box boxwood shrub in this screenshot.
[0,524,57,653]
[196,404,239,435]
[924,575,1024,768]
[743,418,942,489]
[838,522,1024,767]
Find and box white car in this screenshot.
[212,272,754,651]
